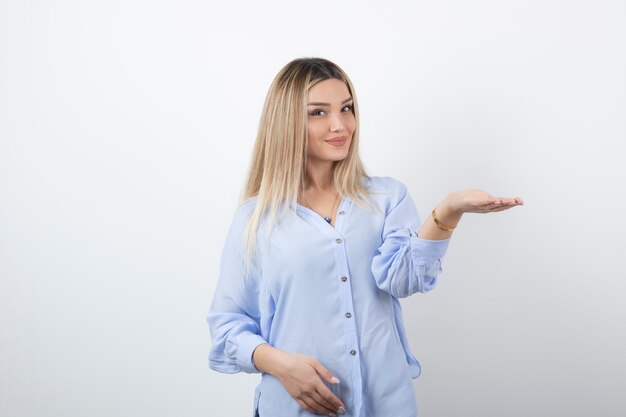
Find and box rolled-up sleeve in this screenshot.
[371,181,450,298]
[207,204,267,374]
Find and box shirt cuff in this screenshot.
[410,234,451,264]
[236,332,268,373]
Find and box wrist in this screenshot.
[442,192,464,215]
[253,343,288,377]
[271,350,290,379]
[436,196,463,228]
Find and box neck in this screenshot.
[304,158,335,191]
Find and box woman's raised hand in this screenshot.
[417,189,523,239]
[445,189,524,214]
[275,352,346,416]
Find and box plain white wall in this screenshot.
[1,1,624,416]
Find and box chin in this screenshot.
[330,153,349,162]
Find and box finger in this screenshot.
[313,388,340,411]
[462,204,503,214]
[469,197,522,213]
[310,361,346,410]
[296,399,317,415]
[495,198,524,208]
[485,202,524,212]
[468,199,499,210]
[498,197,523,205]
[474,202,505,212]
[301,395,336,416]
[488,197,521,207]
[488,205,515,212]
[310,390,341,415]
[310,359,340,386]
[316,384,345,412]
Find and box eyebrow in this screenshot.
[307,96,353,106]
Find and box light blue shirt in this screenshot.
[207,176,450,417]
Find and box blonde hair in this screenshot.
[239,57,377,270]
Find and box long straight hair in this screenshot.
[240,57,377,269]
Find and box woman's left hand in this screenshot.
[417,189,524,240]
[445,189,524,214]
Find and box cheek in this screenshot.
[307,122,324,141]
[347,117,356,135]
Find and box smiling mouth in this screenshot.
[326,136,347,145]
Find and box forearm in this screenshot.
[417,195,462,240]
[252,343,287,377]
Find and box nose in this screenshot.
[329,113,345,133]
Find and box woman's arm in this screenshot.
[207,205,267,375]
[371,182,524,298]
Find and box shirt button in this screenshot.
[345,312,352,318]
[341,276,348,282]
[339,210,345,215]
[350,349,357,356]
[335,238,342,244]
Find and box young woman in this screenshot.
[207,57,523,417]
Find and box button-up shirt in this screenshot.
[207,176,450,417]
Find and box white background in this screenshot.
[1,1,625,416]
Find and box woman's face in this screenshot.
[306,78,355,164]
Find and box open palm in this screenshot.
[448,189,524,214]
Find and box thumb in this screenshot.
[311,360,340,384]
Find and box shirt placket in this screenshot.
[332,201,363,417]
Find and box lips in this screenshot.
[325,136,347,145]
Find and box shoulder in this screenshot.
[224,197,258,239]
[365,175,408,197]
[234,197,258,219]
[364,175,410,213]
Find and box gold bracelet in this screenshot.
[432,208,455,232]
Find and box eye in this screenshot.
[310,109,326,116]
[342,104,354,112]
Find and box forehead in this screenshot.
[307,78,350,101]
